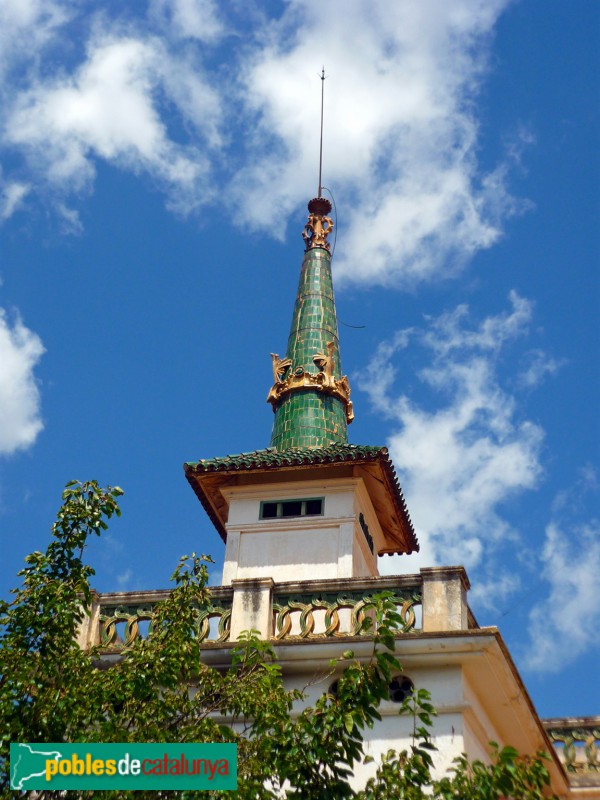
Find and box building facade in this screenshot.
[81,194,599,797]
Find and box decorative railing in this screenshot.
[98,588,234,651]
[544,718,600,777]
[272,578,422,640]
[85,568,471,652]
[100,601,158,649]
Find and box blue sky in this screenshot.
[0,0,598,720]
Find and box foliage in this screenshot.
[0,481,558,799]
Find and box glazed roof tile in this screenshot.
[184,444,418,555]
[186,443,383,472]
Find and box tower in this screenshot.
[267,195,352,450]
[90,192,587,798]
[86,81,592,797]
[178,194,573,793]
[184,194,418,585]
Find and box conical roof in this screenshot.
[267,197,353,450]
[185,199,418,555]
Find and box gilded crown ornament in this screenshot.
[302,196,334,252]
[267,338,354,426]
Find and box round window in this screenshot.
[388,676,414,703]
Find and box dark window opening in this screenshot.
[306,498,323,515]
[281,500,303,517]
[388,676,414,703]
[359,512,375,554]
[260,498,324,520]
[261,502,278,519]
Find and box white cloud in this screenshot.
[158,47,224,150]
[420,289,532,357]
[525,520,600,672]
[3,31,221,215]
[0,179,29,220]
[56,202,83,235]
[150,0,224,43]
[361,294,545,606]
[0,0,527,274]
[232,0,522,287]
[0,0,70,79]
[0,309,45,456]
[524,470,600,672]
[116,568,133,590]
[517,349,565,389]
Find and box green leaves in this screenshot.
[0,481,125,797]
[0,481,560,800]
[434,744,556,800]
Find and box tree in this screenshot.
[0,481,558,799]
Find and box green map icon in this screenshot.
[11,743,63,790]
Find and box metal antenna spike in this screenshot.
[318,67,327,198]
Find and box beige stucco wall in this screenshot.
[221,478,381,584]
[279,661,468,786]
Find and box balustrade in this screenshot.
[86,567,471,652]
[544,718,600,776]
[96,588,234,650]
[272,586,421,640]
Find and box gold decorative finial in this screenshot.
[302,197,334,251]
[301,69,334,252]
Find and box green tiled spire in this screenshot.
[267,197,353,450]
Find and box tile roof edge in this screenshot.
[184,444,387,472]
